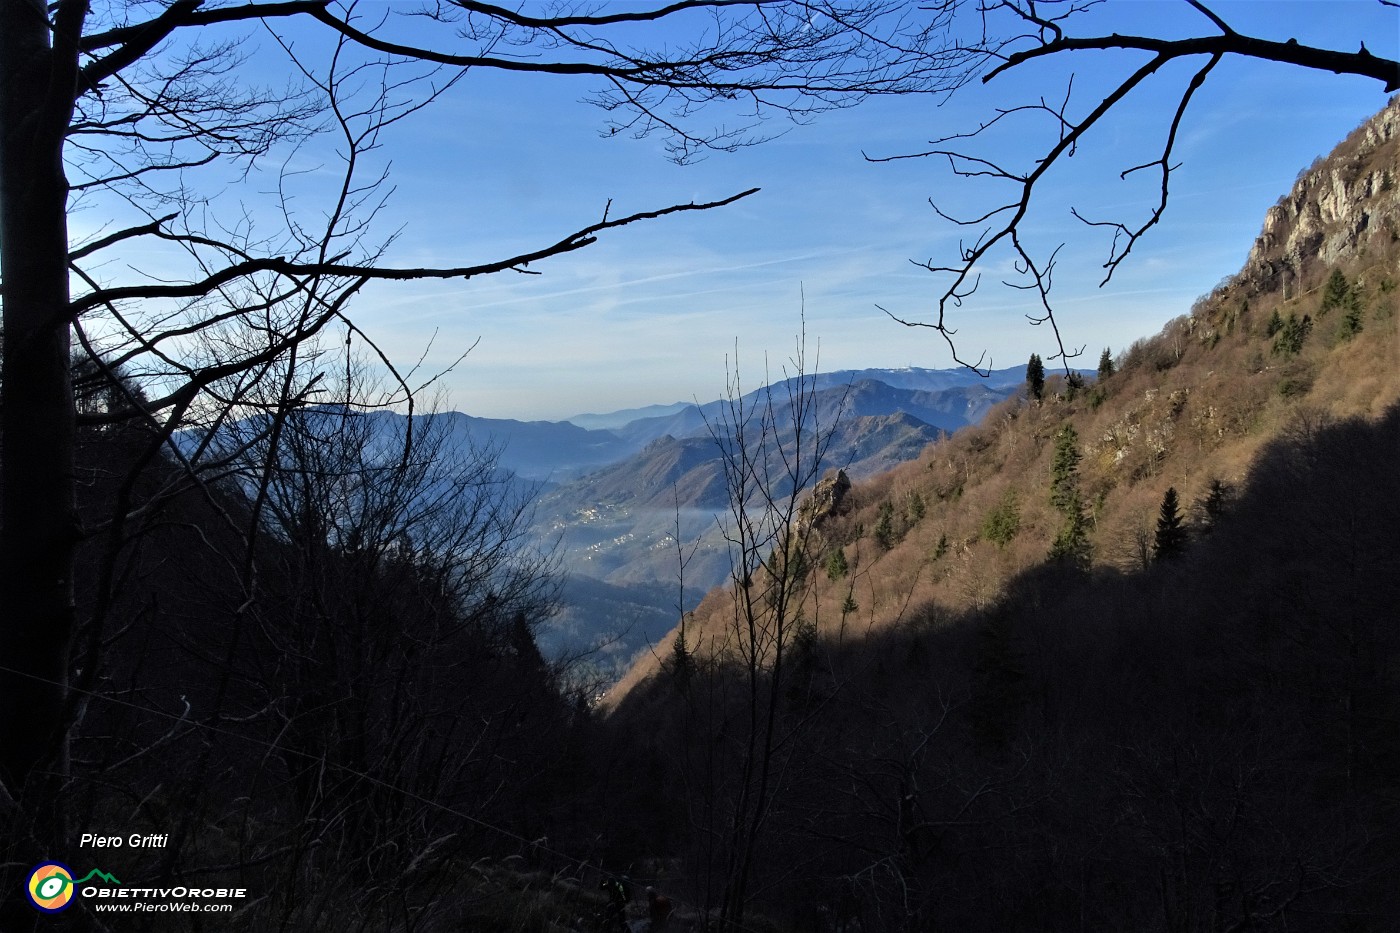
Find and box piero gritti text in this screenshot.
[79,833,170,848]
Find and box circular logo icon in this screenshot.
[26,863,76,913]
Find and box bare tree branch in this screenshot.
[71,188,758,315]
[986,28,1399,92]
[876,0,1396,370]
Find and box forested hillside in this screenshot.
[2,0,1394,925]
[599,96,1400,930]
[42,89,1390,933]
[616,95,1400,687]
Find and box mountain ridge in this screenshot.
[349,367,1061,484]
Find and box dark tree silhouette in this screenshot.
[1026,353,1046,401]
[1097,347,1116,380]
[1154,486,1187,560]
[701,331,846,930]
[1198,477,1229,529]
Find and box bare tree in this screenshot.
[872,0,1399,369]
[1,0,983,891]
[689,326,848,929]
[206,363,562,927]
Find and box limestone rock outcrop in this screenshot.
[802,469,851,529]
[1244,95,1399,290]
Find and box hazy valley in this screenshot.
[5,3,1397,930]
[355,367,1049,674]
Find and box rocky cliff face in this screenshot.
[1244,95,1399,290]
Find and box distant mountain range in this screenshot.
[426,413,633,482]
[566,402,692,432]
[584,366,1028,450]
[188,363,1085,675]
[427,365,1039,483]
[515,366,1089,673]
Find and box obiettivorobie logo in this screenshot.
[26,863,121,913]
[25,859,248,915]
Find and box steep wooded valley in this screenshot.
[7,87,1398,933]
[596,95,1400,931]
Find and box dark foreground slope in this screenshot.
[606,398,1400,933]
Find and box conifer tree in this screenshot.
[1097,347,1116,380]
[1026,353,1045,401]
[510,612,547,675]
[932,533,950,561]
[874,501,897,550]
[1338,298,1365,340]
[670,629,695,692]
[1048,425,1090,567]
[1049,425,1083,517]
[1320,268,1350,315]
[785,617,820,707]
[1049,508,1091,567]
[825,547,849,581]
[981,491,1021,549]
[1272,313,1312,356]
[1198,478,1228,531]
[1153,486,1187,560]
[971,612,1024,749]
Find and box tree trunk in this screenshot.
[0,0,80,813]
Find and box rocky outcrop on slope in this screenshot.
[1244,95,1399,290]
[800,468,852,530]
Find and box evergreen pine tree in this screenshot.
[1026,353,1045,401]
[1320,268,1350,315]
[932,533,949,560]
[1338,299,1364,340]
[1048,425,1090,567]
[1272,313,1312,356]
[510,612,547,674]
[1049,425,1082,516]
[873,501,897,550]
[1199,478,1228,530]
[1097,347,1116,380]
[786,616,820,707]
[1048,506,1091,568]
[1153,486,1187,560]
[825,547,849,581]
[971,612,1026,749]
[981,491,1021,549]
[670,628,695,691]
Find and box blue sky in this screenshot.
[101,0,1400,422]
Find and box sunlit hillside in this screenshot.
[611,95,1400,700]
[584,95,1400,933]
